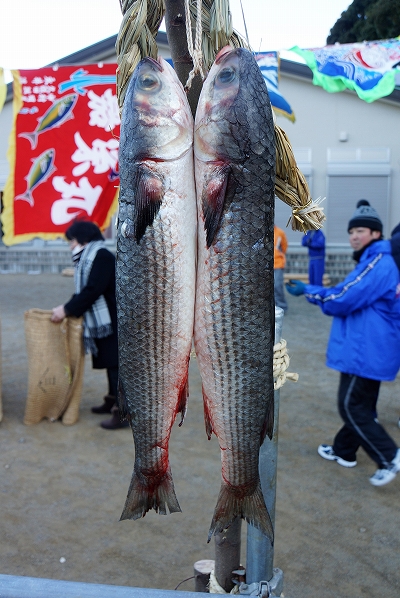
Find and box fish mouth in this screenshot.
[215,46,237,65]
[142,57,163,72]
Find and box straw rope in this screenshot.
[116,0,165,110]
[275,125,326,232]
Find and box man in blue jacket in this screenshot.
[286,200,400,486]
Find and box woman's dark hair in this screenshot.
[65,220,104,244]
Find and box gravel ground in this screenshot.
[0,273,399,597]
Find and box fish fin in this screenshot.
[177,366,189,427]
[207,479,274,545]
[202,164,235,248]
[120,466,182,521]
[18,131,38,149]
[260,394,275,443]
[116,379,130,422]
[202,388,213,439]
[134,163,164,243]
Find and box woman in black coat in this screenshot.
[51,220,127,430]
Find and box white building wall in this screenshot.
[276,73,400,245]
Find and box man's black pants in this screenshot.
[333,373,397,468]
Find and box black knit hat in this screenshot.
[347,199,383,233]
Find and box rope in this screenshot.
[187,0,250,72]
[208,569,240,594]
[184,0,206,89]
[275,124,326,232]
[273,339,299,390]
[116,0,165,110]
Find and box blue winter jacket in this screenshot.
[301,230,325,257]
[304,240,400,381]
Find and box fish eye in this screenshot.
[217,67,236,84]
[137,72,160,92]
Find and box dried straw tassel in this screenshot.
[275,124,325,232]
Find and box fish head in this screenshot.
[121,56,193,162]
[195,46,274,164]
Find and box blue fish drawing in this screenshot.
[15,149,56,206]
[58,69,116,95]
[18,94,78,149]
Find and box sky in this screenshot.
[1,0,352,79]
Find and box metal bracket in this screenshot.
[238,580,270,597]
[237,568,283,597]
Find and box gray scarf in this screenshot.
[74,241,113,355]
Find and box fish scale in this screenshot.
[194,47,276,542]
[116,56,196,521]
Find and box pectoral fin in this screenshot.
[202,164,236,248]
[134,163,164,243]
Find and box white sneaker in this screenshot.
[369,449,400,487]
[317,444,357,468]
[390,448,400,472]
[369,468,396,486]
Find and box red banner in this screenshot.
[2,64,120,245]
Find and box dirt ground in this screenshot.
[0,273,399,597]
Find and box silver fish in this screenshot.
[116,57,197,520]
[193,47,276,542]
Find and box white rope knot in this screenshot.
[273,339,299,390]
[208,570,240,594]
[184,0,205,89]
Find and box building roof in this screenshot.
[5,32,400,105]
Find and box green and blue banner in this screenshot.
[291,38,400,103]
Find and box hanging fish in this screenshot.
[18,94,78,149]
[15,148,56,206]
[116,57,197,520]
[193,47,276,543]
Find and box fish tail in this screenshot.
[207,479,274,544]
[18,131,38,149]
[15,191,34,206]
[120,466,182,521]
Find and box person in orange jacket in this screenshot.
[274,225,288,312]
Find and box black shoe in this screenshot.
[91,394,115,414]
[100,407,129,430]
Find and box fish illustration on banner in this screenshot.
[290,38,400,103]
[15,148,56,205]
[1,64,119,245]
[18,94,78,149]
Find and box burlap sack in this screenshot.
[24,309,85,425]
[0,318,2,423]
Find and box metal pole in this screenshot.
[0,574,211,598]
[246,307,284,585]
[214,516,242,592]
